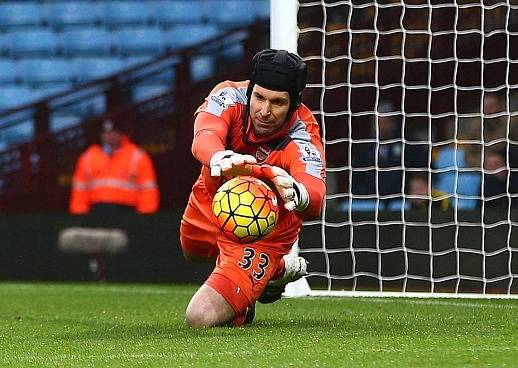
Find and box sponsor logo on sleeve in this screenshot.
[301,145,323,164]
[206,88,235,116]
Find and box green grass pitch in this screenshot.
[0,282,517,367]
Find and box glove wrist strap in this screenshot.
[293,181,309,212]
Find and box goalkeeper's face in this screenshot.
[249,84,290,137]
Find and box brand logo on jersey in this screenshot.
[255,145,271,163]
[301,145,322,164]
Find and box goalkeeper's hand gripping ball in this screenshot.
[209,150,257,177]
[234,164,310,212]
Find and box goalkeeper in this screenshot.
[180,49,326,327]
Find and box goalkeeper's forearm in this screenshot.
[191,129,226,166]
[292,172,326,220]
[192,112,229,165]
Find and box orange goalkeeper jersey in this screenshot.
[188,80,326,254]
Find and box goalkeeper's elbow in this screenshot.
[296,203,322,220]
[290,174,325,219]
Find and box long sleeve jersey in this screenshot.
[190,80,326,248]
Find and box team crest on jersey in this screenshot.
[255,145,271,163]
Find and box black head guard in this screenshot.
[247,49,307,117]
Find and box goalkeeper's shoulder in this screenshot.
[297,104,322,135]
[204,80,249,111]
[209,80,248,95]
[298,103,319,123]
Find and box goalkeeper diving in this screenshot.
[180,49,326,327]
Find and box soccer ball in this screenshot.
[212,176,278,243]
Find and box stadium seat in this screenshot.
[45,2,101,30]
[190,55,215,82]
[387,199,411,211]
[165,24,220,50]
[70,57,125,82]
[206,1,259,26]
[77,94,107,117]
[101,1,154,28]
[0,85,40,144]
[60,28,113,56]
[0,2,42,30]
[113,27,166,56]
[434,147,481,210]
[132,83,170,102]
[0,86,40,110]
[154,1,208,27]
[338,199,380,212]
[0,33,7,56]
[126,55,177,90]
[217,37,245,62]
[455,172,481,210]
[0,59,19,84]
[51,89,107,119]
[0,119,35,145]
[121,56,152,68]
[7,30,59,57]
[34,82,72,98]
[50,113,81,132]
[253,1,270,19]
[19,59,72,86]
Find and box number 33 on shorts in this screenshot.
[237,247,270,281]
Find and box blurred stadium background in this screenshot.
[0,0,270,283]
[0,0,517,296]
[0,0,269,211]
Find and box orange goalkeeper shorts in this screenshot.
[181,181,291,320]
[180,187,220,260]
[207,240,285,312]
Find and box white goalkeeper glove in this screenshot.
[266,166,309,212]
[209,150,257,177]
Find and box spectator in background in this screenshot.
[482,93,507,147]
[432,142,481,211]
[457,92,507,159]
[407,172,449,211]
[483,148,508,207]
[435,92,508,211]
[69,119,160,214]
[350,101,428,210]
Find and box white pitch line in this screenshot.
[327,297,518,309]
[310,290,518,300]
[398,298,518,309]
